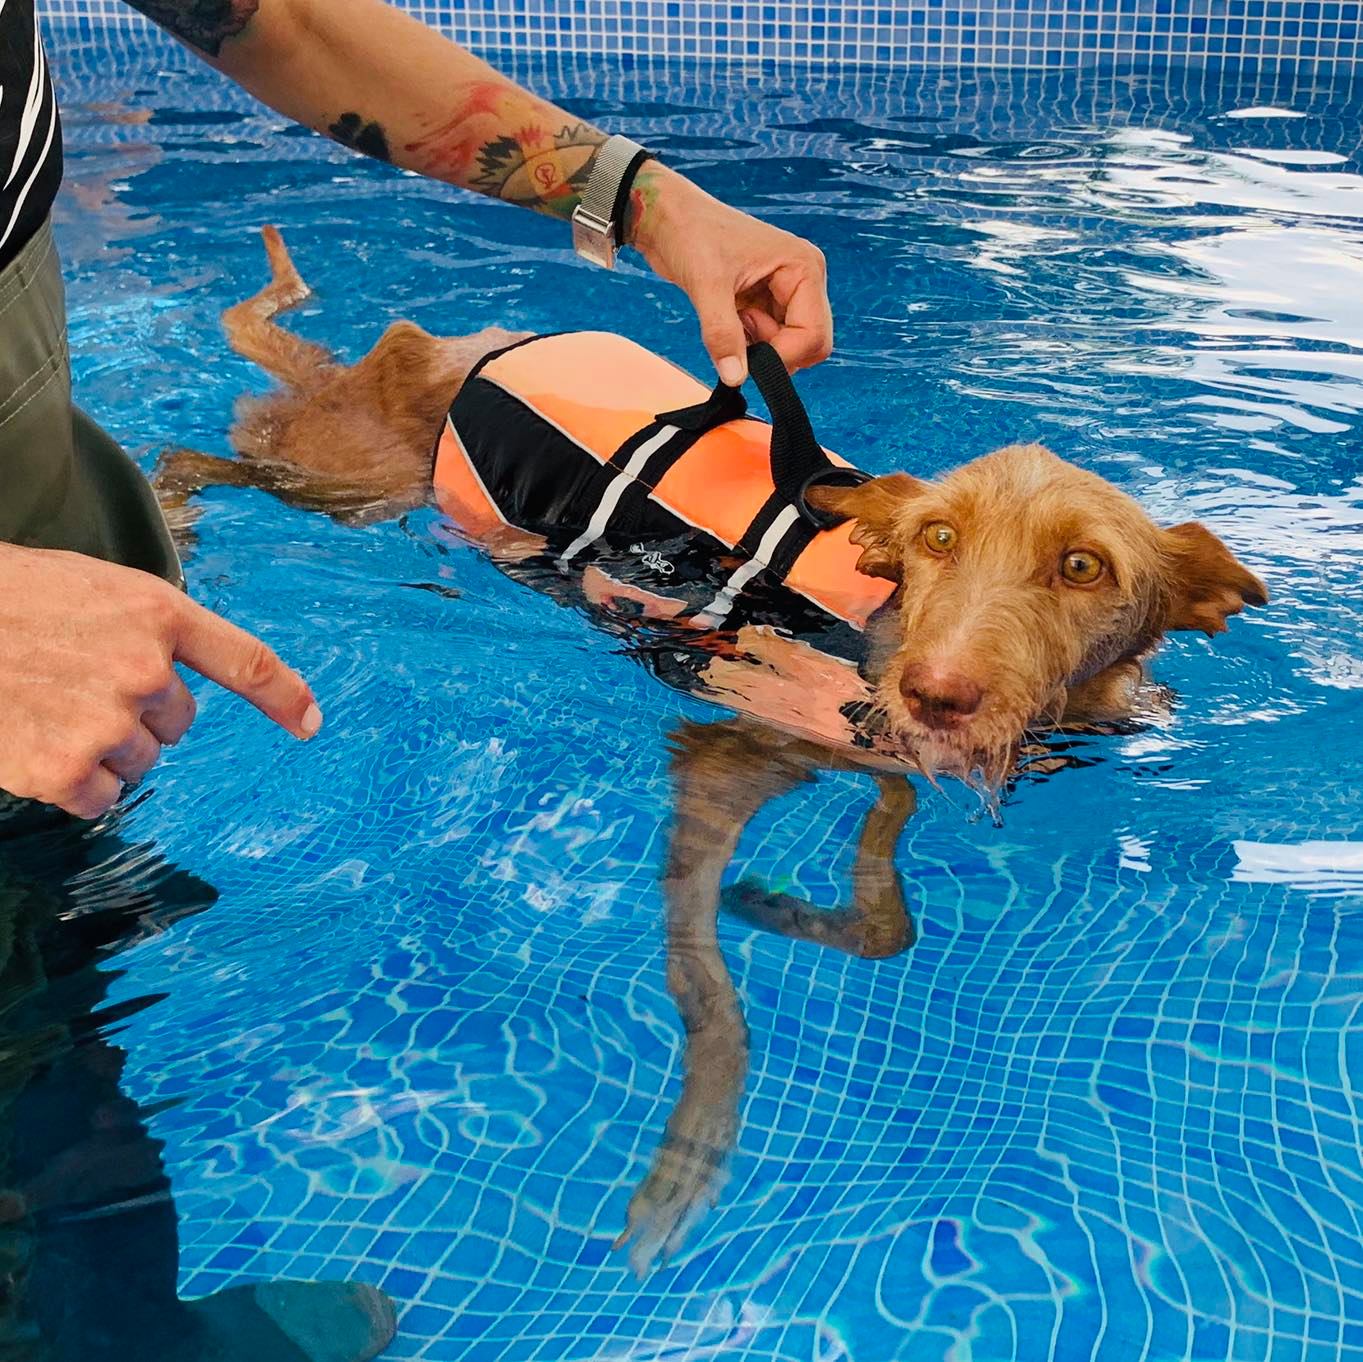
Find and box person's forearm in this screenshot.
[130,0,679,235]
[127,0,836,378]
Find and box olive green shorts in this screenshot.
[0,219,180,584]
[0,220,181,826]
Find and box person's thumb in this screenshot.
[690,280,749,387]
[170,594,321,740]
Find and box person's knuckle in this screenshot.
[235,638,283,693]
[164,694,198,745]
[121,649,173,698]
[67,790,111,821]
[46,755,95,804]
[139,583,181,636]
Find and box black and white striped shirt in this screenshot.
[0,0,61,273]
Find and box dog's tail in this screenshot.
[221,226,335,389]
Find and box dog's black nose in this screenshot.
[900,665,984,731]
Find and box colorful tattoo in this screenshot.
[469,123,601,214]
[329,112,391,163]
[404,82,606,219]
[121,0,259,56]
[626,166,665,247]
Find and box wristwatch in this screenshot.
[571,134,653,270]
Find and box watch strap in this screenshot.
[580,135,650,235]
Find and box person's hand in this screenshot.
[628,164,832,386]
[0,543,320,819]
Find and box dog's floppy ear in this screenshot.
[1161,522,1268,635]
[805,473,924,582]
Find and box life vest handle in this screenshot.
[746,342,828,498]
[745,342,871,528]
[658,340,871,530]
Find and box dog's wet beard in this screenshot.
[908,731,1017,795]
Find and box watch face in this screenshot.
[572,212,618,269]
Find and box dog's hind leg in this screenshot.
[151,446,332,553]
[721,774,917,958]
[151,447,260,555]
[221,226,336,389]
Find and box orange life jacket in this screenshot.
[433,332,894,648]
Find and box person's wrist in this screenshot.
[624,161,701,257]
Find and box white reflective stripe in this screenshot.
[442,417,509,526]
[0,90,53,261]
[5,9,47,192]
[559,423,678,564]
[692,503,802,628]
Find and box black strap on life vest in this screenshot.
[748,343,828,508]
[610,339,870,528]
[706,342,875,570]
[653,342,871,529]
[667,343,877,626]
[555,338,874,626]
[746,342,873,527]
[655,375,748,432]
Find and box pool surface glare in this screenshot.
[43,36,1363,1362]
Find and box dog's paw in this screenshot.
[614,1120,734,1276]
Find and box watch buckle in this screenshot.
[571,205,618,269]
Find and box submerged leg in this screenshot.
[721,774,917,958]
[151,446,258,552]
[151,446,343,552]
[616,718,814,1275]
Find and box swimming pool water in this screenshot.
[41,34,1363,1362]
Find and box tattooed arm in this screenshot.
[121,0,605,209]
[120,0,833,380]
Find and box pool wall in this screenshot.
[35,0,1363,67]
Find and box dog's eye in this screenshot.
[922,521,958,555]
[1061,550,1105,585]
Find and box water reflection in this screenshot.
[0,813,392,1361]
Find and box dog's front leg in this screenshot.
[615,719,811,1275]
[1061,658,1172,727]
[722,773,917,959]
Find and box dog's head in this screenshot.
[808,443,1268,787]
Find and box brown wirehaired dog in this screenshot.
[805,452,1268,787]
[161,228,1268,791]
[157,228,1268,1271]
